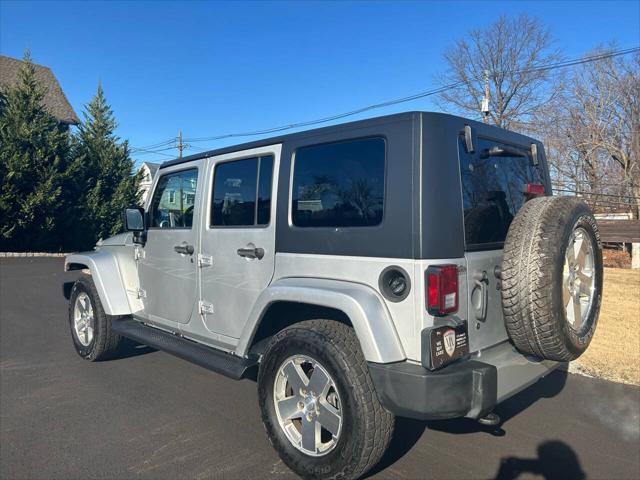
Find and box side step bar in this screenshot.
[112,318,256,380]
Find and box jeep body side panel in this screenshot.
[262,253,423,361]
[236,276,406,363]
[65,250,135,316]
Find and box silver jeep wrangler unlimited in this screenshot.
[65,112,602,479]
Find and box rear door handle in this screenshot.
[174,243,194,255]
[472,270,489,322]
[237,246,264,260]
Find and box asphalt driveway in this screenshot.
[1,258,639,479]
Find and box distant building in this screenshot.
[138,162,160,205]
[0,55,79,126]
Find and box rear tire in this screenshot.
[258,320,394,480]
[501,196,603,361]
[68,275,125,361]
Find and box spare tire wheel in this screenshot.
[501,196,603,361]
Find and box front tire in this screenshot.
[258,320,394,480]
[68,275,125,361]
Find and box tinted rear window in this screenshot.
[459,137,543,250]
[292,137,385,227]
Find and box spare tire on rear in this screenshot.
[501,196,603,361]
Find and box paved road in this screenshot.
[1,258,639,480]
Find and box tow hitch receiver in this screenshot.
[477,412,501,426]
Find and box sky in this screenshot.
[1,0,639,166]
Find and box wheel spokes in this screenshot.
[274,355,342,457]
[277,396,302,421]
[307,365,330,396]
[562,274,572,304]
[282,360,308,393]
[565,294,576,326]
[566,235,577,264]
[573,234,585,265]
[301,416,319,453]
[81,297,91,315]
[317,401,341,436]
[579,276,593,297]
[571,294,582,326]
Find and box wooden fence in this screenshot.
[597,220,640,243]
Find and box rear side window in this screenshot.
[150,169,198,228]
[292,137,385,227]
[459,137,543,250]
[211,155,274,227]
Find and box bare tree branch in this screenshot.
[436,14,562,130]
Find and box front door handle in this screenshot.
[237,245,264,260]
[174,243,194,255]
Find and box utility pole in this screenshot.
[177,131,184,159]
[481,69,490,123]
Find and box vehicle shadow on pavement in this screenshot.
[115,339,157,360]
[494,440,585,480]
[366,369,569,478]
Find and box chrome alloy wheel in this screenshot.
[73,292,95,346]
[563,226,596,330]
[273,355,343,457]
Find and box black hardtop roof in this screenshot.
[159,111,539,169]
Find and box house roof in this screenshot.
[0,55,79,125]
[140,162,160,177]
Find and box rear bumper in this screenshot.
[368,359,497,420]
[368,341,560,420]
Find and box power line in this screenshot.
[130,146,176,158]
[185,83,462,143]
[130,139,175,152]
[184,145,208,152]
[520,47,639,74]
[129,45,639,155]
[182,46,639,145]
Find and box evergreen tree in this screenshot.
[75,83,140,244]
[0,52,78,251]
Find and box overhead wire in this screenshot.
[129,46,639,158]
[182,47,639,145]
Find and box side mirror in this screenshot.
[124,207,145,232]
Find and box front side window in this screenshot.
[211,155,274,227]
[150,169,198,228]
[292,137,385,227]
[459,137,543,249]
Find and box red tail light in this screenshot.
[426,265,459,316]
[525,183,545,196]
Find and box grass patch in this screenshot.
[572,268,640,385]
